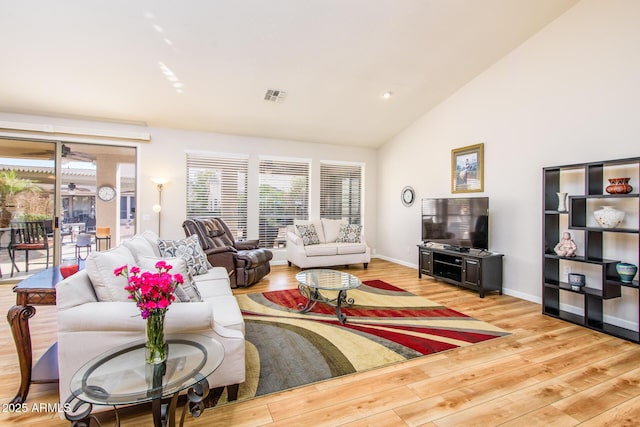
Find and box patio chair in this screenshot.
[75,233,92,260]
[8,220,51,277]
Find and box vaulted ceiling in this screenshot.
[0,0,578,148]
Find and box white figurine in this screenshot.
[554,232,577,257]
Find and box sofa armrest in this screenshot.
[286,231,303,246]
[205,246,237,255]
[234,239,259,250]
[57,301,214,333]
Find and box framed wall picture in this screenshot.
[451,143,484,193]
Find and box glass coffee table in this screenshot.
[65,334,224,427]
[295,269,362,324]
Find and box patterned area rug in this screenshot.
[223,279,508,404]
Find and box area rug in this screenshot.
[222,279,508,404]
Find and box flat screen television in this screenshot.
[421,197,489,250]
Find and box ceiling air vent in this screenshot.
[264,89,287,103]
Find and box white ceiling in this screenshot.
[0,0,578,148]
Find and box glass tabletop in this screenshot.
[69,334,224,406]
[295,269,362,291]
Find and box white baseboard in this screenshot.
[502,289,541,304]
[559,302,639,331]
[375,254,417,269]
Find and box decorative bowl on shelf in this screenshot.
[616,262,637,283]
[593,205,625,228]
[605,177,633,194]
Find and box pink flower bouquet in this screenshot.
[114,260,184,363]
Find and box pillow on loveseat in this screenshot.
[336,224,362,243]
[321,218,348,243]
[158,234,212,276]
[294,219,326,242]
[296,224,320,246]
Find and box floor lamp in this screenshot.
[151,178,168,237]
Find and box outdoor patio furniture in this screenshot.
[75,233,92,260]
[94,226,111,251]
[8,221,51,277]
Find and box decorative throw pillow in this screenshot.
[85,245,136,302]
[294,219,326,242]
[336,224,362,243]
[174,271,203,302]
[138,256,202,303]
[158,234,212,276]
[123,235,158,264]
[321,218,347,243]
[296,224,320,246]
[140,230,162,257]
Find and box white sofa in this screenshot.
[286,219,371,269]
[56,230,245,413]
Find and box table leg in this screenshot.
[64,392,98,427]
[7,304,36,404]
[8,246,21,276]
[148,362,166,427]
[336,290,347,324]
[180,374,209,426]
[297,284,319,313]
[335,290,355,324]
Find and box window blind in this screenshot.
[320,162,362,224]
[258,158,310,248]
[186,152,249,239]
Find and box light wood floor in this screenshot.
[1,259,639,426]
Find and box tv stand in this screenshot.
[417,245,503,297]
[444,245,470,253]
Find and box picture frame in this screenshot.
[451,143,484,193]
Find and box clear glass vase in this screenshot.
[145,311,167,364]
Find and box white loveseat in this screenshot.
[286,219,371,269]
[56,231,245,413]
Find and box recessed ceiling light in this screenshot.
[382,92,393,99]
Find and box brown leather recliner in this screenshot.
[182,217,273,288]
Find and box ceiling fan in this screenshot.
[65,182,91,193]
[21,144,95,162]
[61,144,94,162]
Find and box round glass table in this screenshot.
[295,269,362,324]
[65,334,224,427]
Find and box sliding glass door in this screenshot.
[0,139,136,282]
[0,138,56,281]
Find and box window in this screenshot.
[320,162,362,224]
[259,157,310,248]
[186,153,248,239]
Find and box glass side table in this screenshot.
[295,269,362,324]
[65,334,224,427]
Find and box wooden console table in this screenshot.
[6,267,62,404]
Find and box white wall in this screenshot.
[377,0,640,310]
[139,127,378,264]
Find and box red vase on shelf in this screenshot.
[605,177,633,194]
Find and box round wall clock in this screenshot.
[97,185,116,202]
[401,186,415,207]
